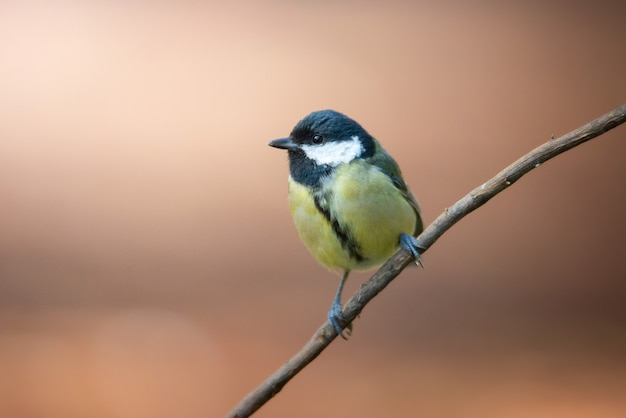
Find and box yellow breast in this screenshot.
[288,161,418,273]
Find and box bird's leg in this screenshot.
[400,233,425,267]
[328,271,352,339]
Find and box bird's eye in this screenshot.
[312,134,323,144]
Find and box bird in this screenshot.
[269,110,423,339]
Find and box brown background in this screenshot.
[1,1,625,417]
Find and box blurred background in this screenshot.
[1,1,625,417]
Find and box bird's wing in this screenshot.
[368,145,424,236]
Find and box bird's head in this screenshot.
[269,110,376,186]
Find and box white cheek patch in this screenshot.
[301,135,363,167]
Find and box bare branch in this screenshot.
[226,103,626,418]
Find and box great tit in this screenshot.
[269,110,423,339]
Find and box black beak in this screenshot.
[268,137,298,150]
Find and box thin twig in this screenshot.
[226,103,626,418]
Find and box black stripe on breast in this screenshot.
[313,193,364,263]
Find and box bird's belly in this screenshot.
[288,180,351,272]
[333,168,417,268]
[287,169,417,272]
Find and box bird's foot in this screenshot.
[400,233,425,267]
[328,301,352,340]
